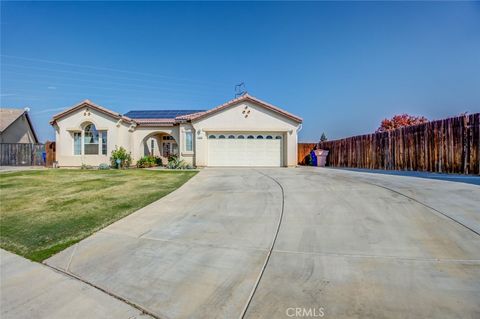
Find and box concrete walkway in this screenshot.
[42,168,480,318]
[0,249,151,319]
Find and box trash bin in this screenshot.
[314,149,329,167]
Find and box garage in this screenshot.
[207,133,283,166]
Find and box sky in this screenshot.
[1,1,479,142]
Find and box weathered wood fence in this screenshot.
[318,113,480,175]
[298,143,317,165]
[0,143,46,166]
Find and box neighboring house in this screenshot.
[50,94,302,167]
[0,108,39,143]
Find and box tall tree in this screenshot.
[377,114,428,132]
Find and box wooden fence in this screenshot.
[298,143,317,165]
[0,143,46,166]
[318,113,479,175]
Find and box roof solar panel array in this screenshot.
[124,110,205,119]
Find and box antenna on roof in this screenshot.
[235,82,247,98]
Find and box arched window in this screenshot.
[237,135,245,139]
[266,135,273,139]
[73,123,107,155]
[275,136,282,139]
[228,135,235,139]
[247,135,254,139]
[219,135,226,139]
[208,135,216,139]
[256,135,264,139]
[84,124,99,155]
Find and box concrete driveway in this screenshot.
[45,168,480,319]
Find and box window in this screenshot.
[101,131,108,155]
[73,123,107,155]
[150,139,155,155]
[219,135,226,139]
[74,132,81,155]
[257,135,264,139]
[162,135,174,140]
[84,124,99,155]
[209,135,216,139]
[275,136,282,139]
[247,135,254,139]
[237,135,245,139]
[186,131,193,151]
[266,135,273,139]
[228,135,235,139]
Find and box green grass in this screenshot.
[0,169,197,261]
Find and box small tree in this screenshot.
[110,146,132,169]
[320,132,328,142]
[377,114,428,132]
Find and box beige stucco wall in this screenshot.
[54,106,182,167]
[192,101,300,167]
[54,100,300,167]
[54,107,133,167]
[0,115,37,143]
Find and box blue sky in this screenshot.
[1,1,479,142]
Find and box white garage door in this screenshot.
[207,133,283,167]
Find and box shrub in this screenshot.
[136,155,162,168]
[166,155,192,169]
[98,163,110,170]
[81,164,94,170]
[110,146,132,169]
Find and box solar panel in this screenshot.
[124,110,205,119]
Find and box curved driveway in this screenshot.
[46,168,480,319]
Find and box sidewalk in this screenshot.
[0,249,151,319]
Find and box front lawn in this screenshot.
[0,169,197,261]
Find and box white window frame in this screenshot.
[72,124,108,156]
[185,131,193,152]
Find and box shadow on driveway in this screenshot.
[331,167,480,186]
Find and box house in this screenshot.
[50,94,302,167]
[0,108,39,143]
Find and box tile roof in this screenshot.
[124,110,205,120]
[50,95,302,128]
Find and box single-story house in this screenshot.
[50,94,302,167]
[0,108,39,143]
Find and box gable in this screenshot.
[192,100,300,131]
[53,105,130,131]
[0,114,38,143]
[50,100,132,126]
[191,94,302,124]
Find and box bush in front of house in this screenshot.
[110,146,132,169]
[136,155,163,168]
[81,164,94,170]
[166,155,192,169]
